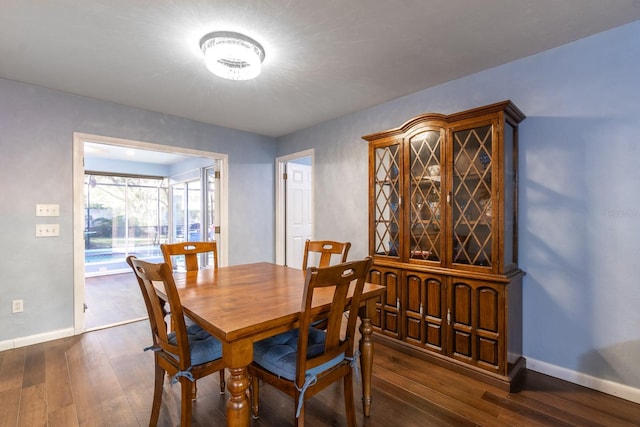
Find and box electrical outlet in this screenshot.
[12,299,23,313]
[36,223,60,237]
[36,204,60,216]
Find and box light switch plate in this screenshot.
[36,224,60,237]
[36,204,60,216]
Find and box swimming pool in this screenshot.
[85,246,163,276]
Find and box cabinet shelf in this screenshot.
[454,172,486,179]
[415,176,441,183]
[411,221,441,228]
[455,219,491,227]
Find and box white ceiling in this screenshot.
[2,1,640,138]
[84,142,195,165]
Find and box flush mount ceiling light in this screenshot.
[199,31,265,81]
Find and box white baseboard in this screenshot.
[0,327,76,352]
[527,357,640,405]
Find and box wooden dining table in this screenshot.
[166,262,386,427]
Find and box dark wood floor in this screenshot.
[0,320,638,427]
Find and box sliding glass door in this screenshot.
[84,174,168,275]
[205,166,220,243]
[168,166,219,269]
[171,179,202,242]
[85,163,220,275]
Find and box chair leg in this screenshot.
[180,377,194,427]
[219,369,226,394]
[150,363,165,427]
[250,375,260,419]
[343,371,357,427]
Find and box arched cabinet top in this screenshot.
[362,100,525,141]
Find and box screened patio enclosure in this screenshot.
[84,167,218,276]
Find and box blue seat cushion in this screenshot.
[253,327,345,381]
[184,315,197,328]
[168,323,223,365]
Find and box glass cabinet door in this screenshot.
[452,123,493,266]
[373,142,401,257]
[409,130,443,262]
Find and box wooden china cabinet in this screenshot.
[363,101,526,390]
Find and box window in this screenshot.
[84,174,168,275]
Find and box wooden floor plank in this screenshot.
[18,383,47,427]
[484,390,629,427]
[373,343,507,418]
[45,340,75,413]
[371,375,476,427]
[487,390,594,426]
[372,368,506,426]
[514,370,640,425]
[0,346,25,392]
[64,329,139,426]
[23,343,46,388]
[0,387,21,426]
[47,404,80,427]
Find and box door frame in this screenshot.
[72,132,228,334]
[275,149,314,266]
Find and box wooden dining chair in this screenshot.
[302,240,352,329]
[301,240,351,272]
[160,241,225,395]
[161,241,218,272]
[126,256,226,427]
[248,257,373,426]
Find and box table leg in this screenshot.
[223,340,252,427]
[226,367,250,427]
[359,310,374,417]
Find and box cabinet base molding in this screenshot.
[373,332,526,392]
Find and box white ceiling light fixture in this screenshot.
[199,31,265,81]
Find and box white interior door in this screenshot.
[286,161,312,268]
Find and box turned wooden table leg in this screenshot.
[226,366,250,427]
[223,339,253,427]
[359,312,374,417]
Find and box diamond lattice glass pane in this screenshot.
[452,125,492,266]
[374,145,401,256]
[409,130,441,261]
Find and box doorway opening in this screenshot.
[73,133,228,333]
[275,149,314,268]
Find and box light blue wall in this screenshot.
[277,21,640,392]
[0,78,276,341]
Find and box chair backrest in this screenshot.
[161,241,218,272]
[301,240,351,271]
[126,255,191,370]
[296,257,373,385]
